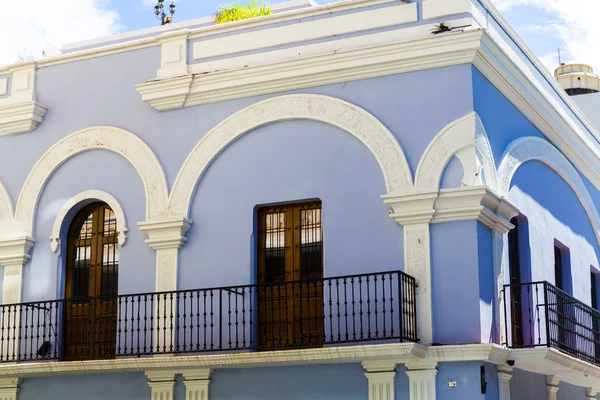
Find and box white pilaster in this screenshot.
[146,370,176,400]
[362,360,397,400]
[0,377,20,400]
[586,387,600,400]
[0,237,34,361]
[405,361,438,400]
[383,190,437,345]
[497,365,512,400]
[139,217,192,353]
[546,375,560,400]
[183,369,212,400]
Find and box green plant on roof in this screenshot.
[214,0,273,24]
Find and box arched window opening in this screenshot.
[64,202,119,360]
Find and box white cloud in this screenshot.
[492,0,600,72]
[0,0,121,67]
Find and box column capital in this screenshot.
[146,370,177,400]
[362,360,397,373]
[0,377,21,400]
[183,369,212,400]
[587,387,600,400]
[405,361,437,400]
[546,375,560,400]
[0,236,34,266]
[498,365,512,400]
[382,190,437,225]
[138,217,192,250]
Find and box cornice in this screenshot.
[136,29,482,111]
[382,190,438,225]
[0,102,47,137]
[138,217,193,250]
[0,237,35,266]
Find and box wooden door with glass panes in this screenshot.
[257,202,324,350]
[64,203,119,360]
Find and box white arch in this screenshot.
[11,127,169,238]
[498,136,600,246]
[0,178,14,238]
[49,190,128,252]
[168,94,413,217]
[414,112,498,192]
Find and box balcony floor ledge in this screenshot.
[509,347,600,387]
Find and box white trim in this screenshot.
[498,137,600,248]
[0,378,20,400]
[0,342,425,377]
[167,94,412,218]
[0,126,169,240]
[547,375,560,400]
[146,370,176,400]
[405,361,438,400]
[0,179,14,233]
[137,28,481,111]
[0,102,47,137]
[363,360,397,400]
[192,3,417,60]
[414,112,498,192]
[497,365,512,400]
[49,190,128,253]
[182,369,212,400]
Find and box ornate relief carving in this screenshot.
[168,94,413,217]
[414,112,498,192]
[8,127,169,239]
[498,137,600,246]
[406,229,428,294]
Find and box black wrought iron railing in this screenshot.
[503,281,600,366]
[0,270,417,362]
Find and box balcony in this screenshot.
[503,281,600,366]
[0,270,417,362]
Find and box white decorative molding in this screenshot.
[0,179,14,235]
[3,126,169,240]
[0,78,6,96]
[498,137,600,247]
[146,370,176,400]
[362,360,397,400]
[0,342,425,377]
[0,61,46,137]
[0,101,47,137]
[158,30,190,80]
[0,377,20,400]
[405,223,432,345]
[422,0,471,20]
[193,2,416,61]
[168,94,412,217]
[586,387,600,400]
[415,112,498,192]
[183,369,212,400]
[0,236,34,361]
[546,375,560,400]
[50,190,128,253]
[138,217,192,351]
[137,29,481,111]
[497,365,512,400]
[405,361,438,400]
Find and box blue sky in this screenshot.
[1,0,598,72]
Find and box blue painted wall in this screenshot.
[436,362,495,400]
[509,369,548,400]
[19,372,150,400]
[431,221,481,344]
[207,364,367,400]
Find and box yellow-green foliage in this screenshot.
[214,0,273,24]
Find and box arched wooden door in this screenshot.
[64,202,119,360]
